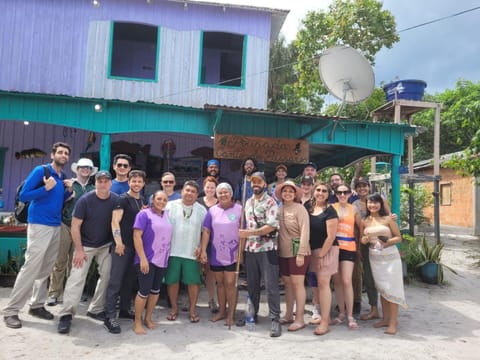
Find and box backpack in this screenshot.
[14,165,50,223]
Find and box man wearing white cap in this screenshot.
[46,158,97,306]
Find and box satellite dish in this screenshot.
[319,45,374,105]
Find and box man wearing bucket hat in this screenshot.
[46,158,97,306]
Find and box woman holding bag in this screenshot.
[276,180,311,332]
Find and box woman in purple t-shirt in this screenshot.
[200,183,242,327]
[132,190,172,335]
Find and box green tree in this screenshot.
[406,80,480,177]
[439,80,480,177]
[291,0,399,112]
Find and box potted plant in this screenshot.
[0,249,25,287]
[399,233,423,282]
[417,236,457,284]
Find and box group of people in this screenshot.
[2,145,406,339]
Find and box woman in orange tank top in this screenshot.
[331,184,362,329]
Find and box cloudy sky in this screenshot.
[195,0,480,95]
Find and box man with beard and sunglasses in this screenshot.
[239,172,281,337]
[3,142,73,329]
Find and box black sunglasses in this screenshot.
[336,190,352,195]
[116,163,130,168]
[162,180,174,184]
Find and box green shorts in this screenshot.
[164,256,201,285]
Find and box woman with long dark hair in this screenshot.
[361,193,406,335]
[305,181,339,336]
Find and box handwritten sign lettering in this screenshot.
[214,134,309,163]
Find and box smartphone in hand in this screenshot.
[378,236,389,243]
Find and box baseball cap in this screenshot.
[275,164,288,172]
[207,159,220,167]
[354,176,370,188]
[300,175,314,185]
[250,172,266,182]
[95,170,112,180]
[304,162,317,170]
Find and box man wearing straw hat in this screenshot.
[46,158,97,306]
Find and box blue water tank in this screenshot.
[383,79,427,102]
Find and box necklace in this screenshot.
[183,204,193,219]
[128,193,142,212]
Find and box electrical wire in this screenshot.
[150,5,480,103]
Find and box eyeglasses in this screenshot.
[336,190,352,195]
[78,166,92,170]
[116,163,130,168]
[162,180,174,184]
[315,188,328,193]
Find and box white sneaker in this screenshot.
[309,304,321,324]
[46,297,57,306]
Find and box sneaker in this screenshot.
[29,307,54,320]
[58,315,72,334]
[104,318,122,334]
[4,315,22,329]
[86,311,106,321]
[270,319,282,337]
[46,297,58,306]
[118,310,135,320]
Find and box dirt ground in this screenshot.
[1,234,479,360]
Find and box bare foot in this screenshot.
[210,313,226,322]
[224,317,234,327]
[373,320,389,328]
[385,325,397,335]
[144,319,157,330]
[133,323,147,335]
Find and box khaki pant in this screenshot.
[48,222,74,299]
[58,243,111,317]
[2,224,61,316]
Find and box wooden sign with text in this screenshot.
[214,134,309,163]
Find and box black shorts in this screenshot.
[339,249,356,262]
[210,263,237,272]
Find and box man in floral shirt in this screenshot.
[239,172,281,337]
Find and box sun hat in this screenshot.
[71,158,98,176]
[274,180,302,203]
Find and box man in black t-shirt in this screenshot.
[104,170,146,334]
[57,171,118,334]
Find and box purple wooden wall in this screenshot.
[0,120,240,211]
[0,0,271,97]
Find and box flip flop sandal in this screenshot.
[360,312,380,321]
[287,323,306,332]
[190,314,200,323]
[166,312,178,321]
[313,326,330,336]
[279,318,294,325]
[348,317,359,329]
[331,314,345,325]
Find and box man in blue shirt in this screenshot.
[3,142,73,329]
[111,154,132,195]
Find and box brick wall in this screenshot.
[419,168,474,227]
